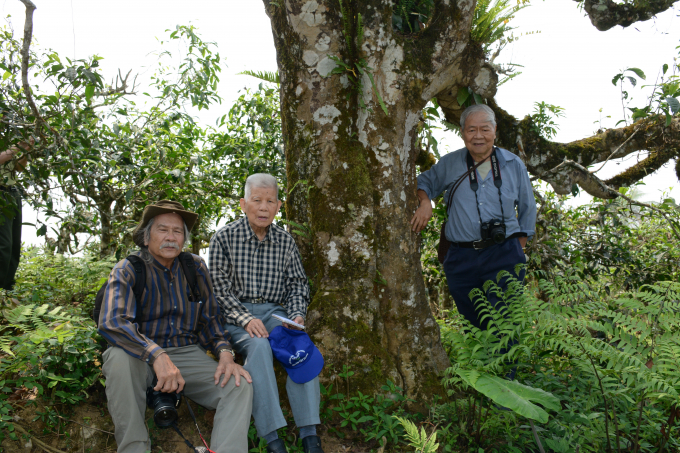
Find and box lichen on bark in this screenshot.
[261,0,499,402]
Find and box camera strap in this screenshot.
[170,398,216,453]
[466,147,505,224]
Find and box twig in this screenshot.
[17,0,41,129]
[529,420,546,453]
[13,423,69,453]
[591,128,639,174]
[632,394,645,453]
[534,158,680,241]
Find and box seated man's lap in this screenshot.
[226,303,288,357]
[103,345,243,407]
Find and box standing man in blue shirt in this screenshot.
[411,104,537,330]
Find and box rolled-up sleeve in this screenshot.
[195,259,231,354]
[417,154,453,201]
[98,260,163,363]
[282,246,310,320]
[209,233,255,327]
[516,160,537,237]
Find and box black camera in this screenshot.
[146,377,182,428]
[480,219,506,244]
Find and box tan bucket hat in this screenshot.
[132,200,198,246]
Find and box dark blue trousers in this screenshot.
[443,237,526,330]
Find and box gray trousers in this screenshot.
[227,303,320,437]
[102,344,253,453]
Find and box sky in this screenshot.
[1,0,679,249]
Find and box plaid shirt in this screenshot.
[98,252,231,363]
[209,217,310,327]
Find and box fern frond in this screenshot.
[237,70,280,84]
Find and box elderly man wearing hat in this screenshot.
[210,174,324,453]
[98,200,253,453]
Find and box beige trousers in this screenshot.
[102,345,253,453]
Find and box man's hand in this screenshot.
[214,351,252,388]
[152,353,185,394]
[519,236,528,248]
[283,316,305,331]
[410,190,433,233]
[245,318,269,338]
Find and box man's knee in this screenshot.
[102,347,150,384]
[243,337,273,361]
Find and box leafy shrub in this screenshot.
[438,271,680,452]
[10,246,117,313]
[0,302,101,441]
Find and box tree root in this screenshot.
[12,423,69,453]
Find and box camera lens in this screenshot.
[491,228,505,244]
[146,378,181,429]
[153,400,178,428]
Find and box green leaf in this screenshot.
[666,97,679,115]
[36,225,47,237]
[455,369,561,423]
[662,63,669,75]
[473,93,484,105]
[2,71,11,81]
[457,87,470,106]
[627,67,646,80]
[85,84,95,103]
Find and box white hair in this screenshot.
[244,173,279,200]
[460,104,496,130]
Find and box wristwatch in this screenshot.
[216,347,235,359]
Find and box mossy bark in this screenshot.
[261,0,497,402]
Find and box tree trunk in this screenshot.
[262,0,496,400]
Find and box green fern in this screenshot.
[440,270,680,447]
[395,417,439,453]
[237,70,280,84]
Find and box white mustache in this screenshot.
[160,242,180,250]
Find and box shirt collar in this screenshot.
[240,217,279,244]
[149,254,180,274]
[462,146,508,168]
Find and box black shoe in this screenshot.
[266,438,288,453]
[302,435,324,453]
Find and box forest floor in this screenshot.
[0,388,368,453]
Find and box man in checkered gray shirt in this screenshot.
[209,173,323,453]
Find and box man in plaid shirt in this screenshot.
[209,174,323,453]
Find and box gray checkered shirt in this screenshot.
[209,217,310,327]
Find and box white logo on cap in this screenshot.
[289,350,309,367]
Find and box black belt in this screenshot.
[239,297,270,304]
[451,232,526,250]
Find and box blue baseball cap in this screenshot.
[268,326,324,384]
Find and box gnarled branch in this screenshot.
[436,97,680,197]
[579,0,679,31]
[18,0,40,128]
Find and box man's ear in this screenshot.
[277,200,283,213]
[239,198,246,212]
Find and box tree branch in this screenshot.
[18,0,41,128]
[537,158,680,240]
[579,0,679,31]
[438,98,680,196]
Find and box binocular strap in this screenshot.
[170,398,216,453]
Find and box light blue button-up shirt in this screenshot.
[417,147,537,243]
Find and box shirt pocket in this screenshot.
[500,188,520,221]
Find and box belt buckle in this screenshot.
[472,240,485,250]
